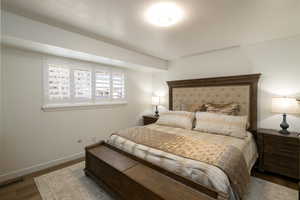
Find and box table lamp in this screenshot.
[152,96,160,117]
[272,97,299,134]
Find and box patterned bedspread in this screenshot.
[107,124,258,200]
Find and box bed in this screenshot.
[85,74,261,200]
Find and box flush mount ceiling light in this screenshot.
[146,2,184,27]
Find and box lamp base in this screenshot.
[279,129,290,135]
[279,113,290,135]
[154,105,159,117]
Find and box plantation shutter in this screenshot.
[95,70,111,99]
[48,65,70,100]
[45,57,127,107]
[112,71,125,99]
[73,69,92,99]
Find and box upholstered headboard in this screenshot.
[167,74,261,132]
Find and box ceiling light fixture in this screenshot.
[146,2,184,27]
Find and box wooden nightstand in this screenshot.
[257,128,300,180]
[143,115,159,125]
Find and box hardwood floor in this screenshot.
[252,169,299,190]
[0,158,298,200]
[0,158,84,200]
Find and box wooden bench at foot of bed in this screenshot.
[85,141,228,200]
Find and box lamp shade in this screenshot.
[152,96,160,105]
[272,97,299,114]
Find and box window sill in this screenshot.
[42,101,128,112]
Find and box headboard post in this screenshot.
[169,86,173,111]
[167,74,261,132]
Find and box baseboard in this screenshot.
[0,152,84,183]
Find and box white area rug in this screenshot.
[35,162,298,200]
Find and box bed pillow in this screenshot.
[204,103,239,115]
[194,112,248,139]
[156,111,195,130]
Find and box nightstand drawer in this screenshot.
[263,135,299,157]
[264,162,298,179]
[264,134,298,145]
[264,144,299,158]
[264,153,298,169]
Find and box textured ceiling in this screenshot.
[2,0,300,60]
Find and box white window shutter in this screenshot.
[44,57,126,107]
[73,69,92,99]
[112,71,125,99]
[95,70,111,98]
[48,65,70,100]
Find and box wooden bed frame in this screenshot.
[85,74,261,200]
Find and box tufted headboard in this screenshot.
[167,74,261,132]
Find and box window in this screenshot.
[44,58,126,109]
[95,70,110,99]
[112,71,125,99]
[48,65,70,100]
[74,69,92,99]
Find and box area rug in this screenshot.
[34,162,298,200]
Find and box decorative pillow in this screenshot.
[180,104,206,112]
[156,111,195,130]
[204,103,239,115]
[194,112,248,139]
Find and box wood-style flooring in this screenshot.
[0,159,298,200]
[0,158,84,200]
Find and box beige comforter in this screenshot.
[107,124,258,200]
[111,125,249,199]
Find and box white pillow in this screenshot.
[194,112,248,139]
[156,111,195,130]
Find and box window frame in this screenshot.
[43,57,127,111]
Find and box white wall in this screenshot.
[153,36,300,132]
[0,46,153,181]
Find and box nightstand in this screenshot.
[257,128,300,180]
[143,115,159,125]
